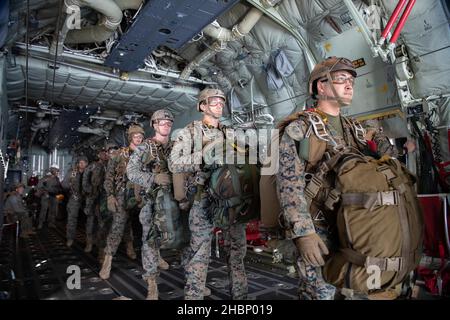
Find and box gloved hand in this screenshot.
[294,233,329,267]
[179,199,191,211]
[154,173,171,186]
[107,195,119,213]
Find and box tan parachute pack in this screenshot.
[322,153,423,293]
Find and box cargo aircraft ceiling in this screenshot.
[1,0,449,152]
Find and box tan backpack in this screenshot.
[322,153,424,293]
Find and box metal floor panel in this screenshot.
[1,222,299,300]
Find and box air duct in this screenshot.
[180,6,268,79]
[77,126,108,136]
[64,0,123,44]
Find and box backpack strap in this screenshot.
[340,248,404,272]
[341,190,399,210]
[304,150,344,200]
[228,165,242,204]
[342,116,367,146]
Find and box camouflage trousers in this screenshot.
[221,222,248,300]
[38,195,58,226]
[104,194,134,256]
[96,192,112,251]
[84,195,100,241]
[66,195,83,241]
[139,200,162,280]
[182,196,248,300]
[295,223,336,300]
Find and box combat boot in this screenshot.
[146,276,158,300]
[99,254,113,279]
[66,239,73,247]
[158,257,169,270]
[126,241,137,260]
[84,237,93,253]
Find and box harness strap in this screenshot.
[341,248,404,272]
[341,190,399,210]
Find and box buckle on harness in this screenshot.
[378,191,399,206]
[307,113,329,142]
[305,176,322,199]
[325,189,341,210]
[353,121,366,144]
[365,256,403,271]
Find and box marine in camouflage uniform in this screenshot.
[64,156,89,247]
[4,183,35,238]
[169,88,248,300]
[99,125,144,280]
[277,57,402,300]
[96,143,119,263]
[37,165,62,229]
[127,109,174,300]
[82,148,109,253]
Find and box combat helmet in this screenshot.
[127,124,145,142]
[197,88,226,112]
[308,56,357,104]
[150,109,174,124]
[77,155,89,164]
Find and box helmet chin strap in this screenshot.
[316,72,352,106]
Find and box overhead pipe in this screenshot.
[64,0,123,44]
[202,8,264,42]
[30,112,51,145]
[113,0,143,11]
[77,126,108,136]
[31,119,51,131]
[180,6,266,79]
[379,0,408,44]
[389,0,416,45]
[51,0,144,54]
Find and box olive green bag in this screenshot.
[209,164,260,228]
[148,186,190,249]
[322,154,424,294]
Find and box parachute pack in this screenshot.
[149,186,189,250]
[321,152,423,293]
[209,163,260,228]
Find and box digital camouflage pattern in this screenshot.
[63,167,85,241]
[104,147,135,256]
[170,121,248,300]
[276,110,366,299]
[127,138,173,280]
[82,160,107,240]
